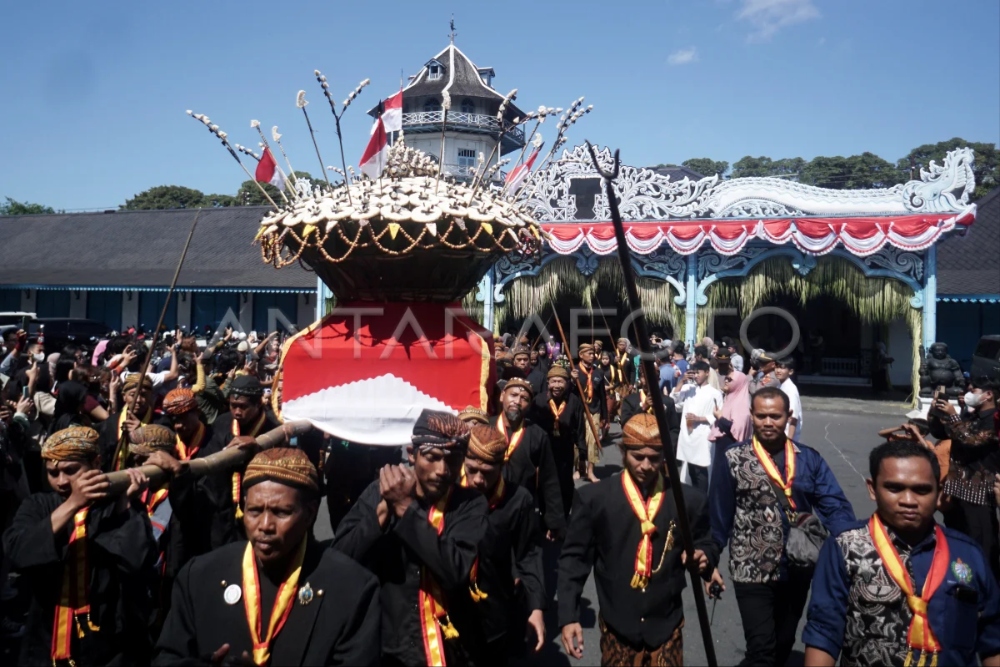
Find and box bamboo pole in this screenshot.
[584,142,717,667]
[112,211,201,471]
[550,305,603,452]
[103,420,313,494]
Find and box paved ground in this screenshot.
[308,396,909,665]
[520,396,906,666]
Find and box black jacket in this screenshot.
[153,539,380,666]
[491,417,566,533]
[4,492,156,666]
[333,480,487,666]
[557,472,718,646]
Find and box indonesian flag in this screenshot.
[360,116,388,179]
[505,147,541,194]
[382,89,403,133]
[254,148,286,191]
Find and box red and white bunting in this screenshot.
[360,116,388,179]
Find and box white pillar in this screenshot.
[69,291,87,318]
[20,289,36,314]
[121,291,139,329]
[922,245,937,351]
[176,292,192,331]
[684,255,698,348]
[239,293,253,333]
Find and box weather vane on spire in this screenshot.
[449,15,457,44]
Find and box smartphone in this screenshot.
[22,386,29,399]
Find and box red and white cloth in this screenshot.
[505,148,540,195]
[541,208,976,257]
[254,148,286,191]
[360,117,388,179]
[381,89,402,134]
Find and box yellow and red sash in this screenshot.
[869,515,949,667]
[420,489,459,666]
[639,390,653,414]
[145,487,170,518]
[548,398,567,436]
[113,407,153,471]
[242,538,306,666]
[51,508,99,662]
[621,471,665,590]
[752,436,797,515]
[465,478,506,603]
[497,418,525,463]
[232,413,267,519]
[175,422,206,462]
[579,363,594,403]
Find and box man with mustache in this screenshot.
[333,410,487,666]
[154,447,380,666]
[803,440,1000,667]
[530,364,586,520]
[493,378,565,539]
[558,413,716,664]
[709,387,856,666]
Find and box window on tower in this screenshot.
[460,98,475,114]
[457,148,476,169]
[423,98,441,112]
[428,63,442,81]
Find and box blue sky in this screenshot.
[1,0,997,211]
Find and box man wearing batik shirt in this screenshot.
[333,410,487,667]
[3,426,155,666]
[709,387,855,666]
[530,364,586,518]
[492,378,565,537]
[458,425,546,665]
[558,414,717,665]
[570,343,607,483]
[155,448,380,666]
[803,440,1000,667]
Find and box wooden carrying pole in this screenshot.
[550,305,604,452]
[584,143,717,667]
[113,210,201,470]
[103,420,313,495]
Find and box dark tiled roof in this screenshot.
[370,44,523,120]
[937,187,1000,296]
[0,207,315,290]
[649,165,707,181]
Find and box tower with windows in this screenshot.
[369,41,525,182]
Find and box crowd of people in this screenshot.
[0,323,997,666]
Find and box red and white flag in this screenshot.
[505,147,541,194]
[360,116,388,179]
[382,89,403,134]
[254,148,286,191]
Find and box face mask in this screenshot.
[33,352,46,363]
[964,391,985,408]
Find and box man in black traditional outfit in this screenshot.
[530,363,586,518]
[154,447,380,666]
[492,378,565,539]
[98,372,155,471]
[558,413,717,666]
[200,375,281,549]
[333,410,487,667]
[571,343,607,483]
[460,424,546,664]
[3,425,155,666]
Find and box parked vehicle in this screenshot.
[971,335,1000,382]
[25,318,112,354]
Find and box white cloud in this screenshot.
[737,0,820,41]
[667,47,699,65]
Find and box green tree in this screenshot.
[730,156,807,179]
[681,158,729,178]
[236,180,283,206]
[122,185,208,210]
[0,197,56,215]
[898,138,998,201]
[799,152,903,190]
[204,194,237,207]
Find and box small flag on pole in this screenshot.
[254,148,286,191]
[382,88,403,133]
[505,147,541,194]
[360,116,388,179]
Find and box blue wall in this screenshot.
[0,289,21,312]
[192,293,240,331]
[87,292,122,331]
[138,292,178,331]
[252,293,299,333]
[937,301,1000,371]
[35,291,70,318]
